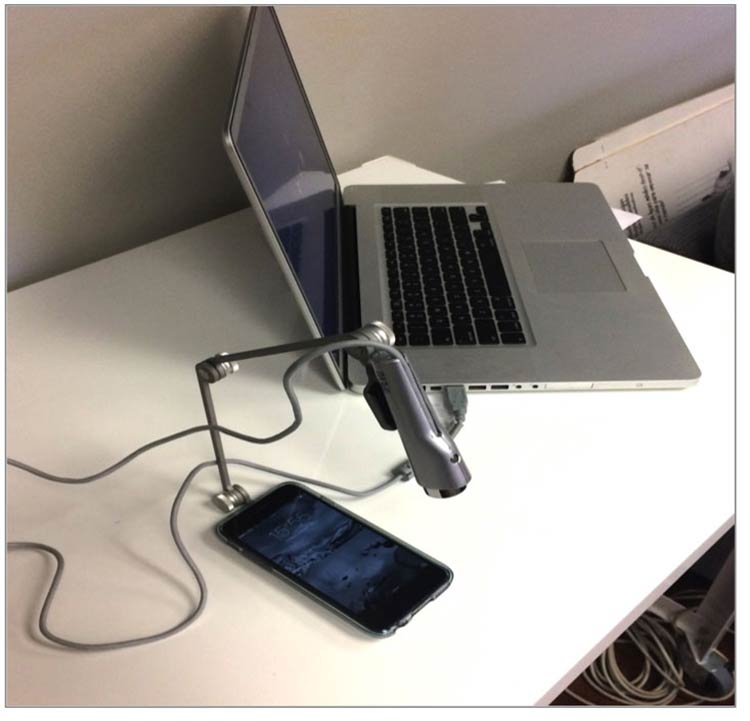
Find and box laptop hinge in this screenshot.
[340,205,362,334]
[340,205,361,386]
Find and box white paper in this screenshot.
[573,85,734,241]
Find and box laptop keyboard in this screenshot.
[382,205,526,347]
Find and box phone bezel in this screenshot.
[216,482,453,637]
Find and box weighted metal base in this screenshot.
[213,484,251,513]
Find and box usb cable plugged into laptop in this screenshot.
[443,385,468,433]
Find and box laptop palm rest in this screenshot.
[523,240,626,293]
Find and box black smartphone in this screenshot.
[216,482,453,636]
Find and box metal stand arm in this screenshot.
[194,331,371,512]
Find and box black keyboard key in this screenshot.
[469,297,491,312]
[497,320,522,333]
[501,332,526,345]
[491,295,515,310]
[448,298,469,311]
[431,329,454,345]
[475,320,500,344]
[477,247,510,294]
[442,263,461,276]
[495,309,519,321]
[473,231,495,251]
[474,205,488,218]
[408,332,430,346]
[392,320,407,344]
[453,325,477,345]
[450,314,472,327]
[471,308,494,321]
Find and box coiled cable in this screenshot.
[563,589,735,705]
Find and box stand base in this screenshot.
[213,484,251,513]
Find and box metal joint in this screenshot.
[213,484,252,513]
[196,353,240,384]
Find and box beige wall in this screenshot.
[7,5,735,290]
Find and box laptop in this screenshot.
[223,6,700,392]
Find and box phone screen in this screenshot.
[217,483,452,635]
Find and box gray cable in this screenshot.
[6,339,405,486]
[7,458,404,652]
[564,589,735,705]
[228,458,405,498]
[5,338,420,651]
[7,459,213,651]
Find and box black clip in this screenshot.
[362,364,397,431]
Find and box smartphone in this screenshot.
[216,482,453,636]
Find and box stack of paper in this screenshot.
[573,85,734,243]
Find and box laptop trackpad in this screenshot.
[523,240,625,293]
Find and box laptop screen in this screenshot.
[229,7,340,340]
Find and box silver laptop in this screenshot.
[224,6,700,392]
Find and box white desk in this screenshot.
[6,157,734,706]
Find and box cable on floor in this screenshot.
[563,588,735,706]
